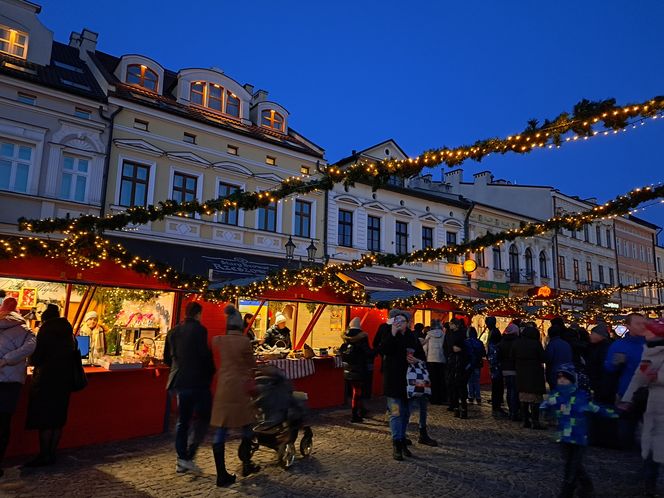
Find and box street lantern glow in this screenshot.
[463,259,477,273]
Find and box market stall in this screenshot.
[0,256,179,458]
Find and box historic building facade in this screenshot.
[0,0,110,236]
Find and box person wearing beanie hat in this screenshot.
[544,324,573,392]
[541,362,617,498]
[497,322,521,421]
[209,304,260,486]
[0,297,35,476]
[340,317,372,423]
[263,313,291,349]
[78,310,106,362]
[587,323,613,405]
[163,301,215,476]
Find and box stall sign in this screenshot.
[18,288,37,308]
[477,280,510,298]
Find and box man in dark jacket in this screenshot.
[164,301,215,475]
[544,324,573,391]
[498,323,520,420]
[587,323,613,403]
[444,318,470,418]
[379,310,428,460]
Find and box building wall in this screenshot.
[656,245,664,307]
[615,217,659,307]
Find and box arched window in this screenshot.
[126,64,158,92]
[261,109,284,132]
[226,91,240,117]
[539,251,548,278]
[509,245,519,283]
[525,248,533,275]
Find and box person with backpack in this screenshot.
[340,317,373,423]
[465,327,486,405]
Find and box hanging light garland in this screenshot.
[17,95,664,236]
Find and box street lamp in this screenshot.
[285,236,296,261]
[306,239,317,262]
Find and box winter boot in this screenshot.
[350,408,363,423]
[453,408,461,418]
[392,440,403,461]
[213,443,236,487]
[238,438,260,477]
[530,404,545,430]
[404,437,413,446]
[401,439,413,457]
[418,427,438,447]
[460,408,468,419]
[521,402,531,429]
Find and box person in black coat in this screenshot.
[379,310,427,460]
[24,304,76,467]
[498,323,521,420]
[164,301,215,474]
[511,325,546,429]
[340,318,372,423]
[587,323,614,404]
[444,318,470,419]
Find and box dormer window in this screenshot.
[190,82,241,117]
[126,64,158,92]
[0,26,28,59]
[261,110,284,132]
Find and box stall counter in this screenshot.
[292,357,345,410]
[7,366,169,458]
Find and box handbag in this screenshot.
[71,346,88,392]
[406,361,431,398]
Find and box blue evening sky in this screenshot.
[40,1,664,238]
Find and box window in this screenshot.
[190,82,225,112]
[446,232,458,263]
[338,210,353,247]
[606,229,612,249]
[599,265,605,283]
[539,251,548,278]
[475,250,485,268]
[558,255,567,280]
[265,156,276,166]
[509,245,520,272]
[422,226,433,249]
[17,92,35,105]
[225,91,240,117]
[583,225,590,242]
[586,261,592,283]
[0,26,28,59]
[183,132,196,144]
[525,248,533,275]
[658,256,662,273]
[126,64,158,92]
[261,109,284,132]
[367,215,380,252]
[60,155,88,202]
[609,268,615,286]
[218,182,239,225]
[493,246,502,270]
[227,145,238,156]
[257,201,277,232]
[396,221,408,255]
[172,172,198,217]
[74,107,91,119]
[300,165,310,176]
[573,259,580,281]
[294,200,311,238]
[596,225,602,246]
[133,119,149,131]
[0,141,32,193]
[119,160,150,207]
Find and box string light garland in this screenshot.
[18,95,664,236]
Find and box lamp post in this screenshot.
[285,236,296,262]
[306,239,317,263]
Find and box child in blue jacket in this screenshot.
[540,363,617,498]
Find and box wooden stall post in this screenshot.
[63,283,73,318]
[292,302,300,348]
[244,300,265,335]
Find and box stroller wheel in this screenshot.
[278,442,296,469]
[300,435,313,457]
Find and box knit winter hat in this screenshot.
[349,317,362,329]
[0,297,17,314]
[504,323,519,335]
[387,309,410,325]
[274,313,287,325]
[590,323,610,339]
[224,304,243,332]
[556,363,577,384]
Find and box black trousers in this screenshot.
[560,443,592,497]
[427,362,446,404]
[491,376,504,411]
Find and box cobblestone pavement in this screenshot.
[0,398,647,498]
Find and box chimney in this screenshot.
[252,89,269,104]
[69,31,81,47]
[473,170,493,186]
[444,169,463,187]
[351,149,357,155]
[70,29,98,58]
[243,83,254,94]
[584,197,598,205]
[420,174,432,183]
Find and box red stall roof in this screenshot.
[254,285,359,305]
[0,256,178,291]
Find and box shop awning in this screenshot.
[415,279,492,299]
[368,289,425,304]
[340,270,417,291]
[109,235,289,283]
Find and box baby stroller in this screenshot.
[247,364,313,469]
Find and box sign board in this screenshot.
[476,280,510,297]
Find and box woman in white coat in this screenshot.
[422,319,446,405]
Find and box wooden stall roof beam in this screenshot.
[71,285,90,330]
[244,300,265,336]
[295,304,326,350]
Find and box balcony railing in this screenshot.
[505,269,536,284]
